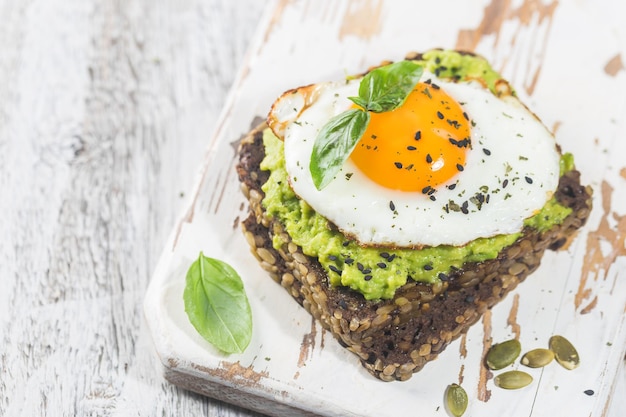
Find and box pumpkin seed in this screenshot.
[445,383,468,417]
[486,339,521,370]
[494,370,533,389]
[549,335,580,370]
[521,348,555,368]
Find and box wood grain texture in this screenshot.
[0,0,265,416]
[2,0,626,416]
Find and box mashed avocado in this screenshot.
[260,50,573,300]
[420,49,502,92]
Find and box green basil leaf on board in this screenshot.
[310,108,370,190]
[183,252,252,354]
[353,60,424,112]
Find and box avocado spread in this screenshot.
[260,50,573,300]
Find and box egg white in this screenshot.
[269,72,560,247]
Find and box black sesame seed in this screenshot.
[364,275,373,281]
[377,262,387,269]
[414,130,421,140]
[447,119,460,129]
[389,200,396,211]
[357,262,364,271]
[380,252,390,259]
[438,273,449,281]
[329,265,341,274]
[387,254,396,262]
[342,241,350,247]
[503,179,509,188]
[431,83,440,90]
[362,268,372,274]
[344,258,354,264]
[463,111,469,120]
[436,111,444,119]
[394,162,403,169]
[525,176,533,184]
[483,148,491,156]
[486,194,490,203]
[429,195,436,201]
[426,154,433,163]
[328,255,337,261]
[424,264,433,271]
[425,78,432,84]
[407,145,417,151]
[422,185,431,194]
[456,163,464,171]
[447,183,457,190]
[584,389,594,396]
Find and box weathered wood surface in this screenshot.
[2,0,625,416]
[0,0,265,415]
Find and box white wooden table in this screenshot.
[2,1,625,416]
[0,0,265,415]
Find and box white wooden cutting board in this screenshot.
[144,0,626,415]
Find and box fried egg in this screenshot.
[267,69,560,247]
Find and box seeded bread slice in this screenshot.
[236,119,592,382]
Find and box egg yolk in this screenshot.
[350,81,471,192]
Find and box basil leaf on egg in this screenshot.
[310,60,423,190]
[352,60,423,112]
[310,108,370,190]
[183,252,252,354]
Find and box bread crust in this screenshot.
[237,117,592,381]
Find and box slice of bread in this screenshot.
[236,121,591,381]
